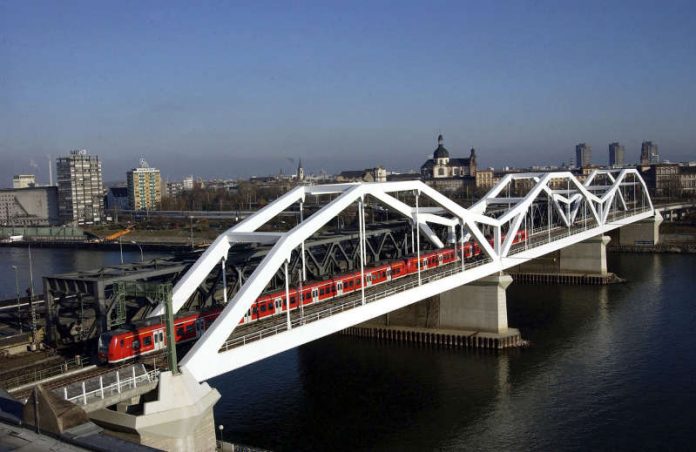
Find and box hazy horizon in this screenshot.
[2,1,695,184]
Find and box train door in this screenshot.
[274,297,283,314]
[153,329,165,351]
[195,318,205,338]
[421,258,428,271]
[386,268,392,282]
[311,288,319,303]
[244,308,252,323]
[365,273,373,287]
[438,254,444,266]
[336,281,343,296]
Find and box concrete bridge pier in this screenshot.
[510,234,627,284]
[348,273,523,349]
[559,235,611,276]
[618,211,663,246]
[89,368,220,451]
[438,273,513,334]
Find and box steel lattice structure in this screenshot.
[148,169,654,382]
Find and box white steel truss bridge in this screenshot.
[149,169,655,382]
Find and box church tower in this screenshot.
[297,158,305,182]
[469,148,477,176]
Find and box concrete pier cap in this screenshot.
[89,367,220,451]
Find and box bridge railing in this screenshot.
[177,172,658,382]
[55,364,159,406]
[219,204,654,353]
[221,257,494,351]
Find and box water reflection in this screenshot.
[211,254,696,451]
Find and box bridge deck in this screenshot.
[217,207,652,355]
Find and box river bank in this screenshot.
[0,240,193,252]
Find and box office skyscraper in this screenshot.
[575,143,592,168]
[609,142,625,167]
[56,149,104,224]
[640,141,660,165]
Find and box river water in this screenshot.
[1,248,694,450]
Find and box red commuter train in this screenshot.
[99,229,527,363]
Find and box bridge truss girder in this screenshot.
[181,222,433,313]
[148,170,654,382]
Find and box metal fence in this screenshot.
[55,364,159,406]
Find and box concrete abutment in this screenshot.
[88,368,220,451]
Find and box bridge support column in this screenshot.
[350,273,523,348]
[559,235,611,276]
[89,368,220,451]
[618,211,663,246]
[438,273,512,333]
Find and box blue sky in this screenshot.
[1,0,695,183]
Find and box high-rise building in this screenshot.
[640,141,660,165]
[12,174,36,189]
[56,149,104,224]
[575,143,592,168]
[127,159,161,211]
[608,142,625,167]
[182,176,194,191]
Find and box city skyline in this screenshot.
[2,1,696,182]
[2,136,687,187]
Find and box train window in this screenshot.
[120,339,124,347]
[253,307,258,314]
[260,305,267,312]
[144,336,152,346]
[290,297,296,303]
[267,303,273,310]
[320,288,325,295]
[186,325,195,333]
[159,332,164,342]
[177,327,184,336]
[133,339,140,349]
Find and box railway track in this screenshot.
[9,351,169,401]
[216,221,605,350]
